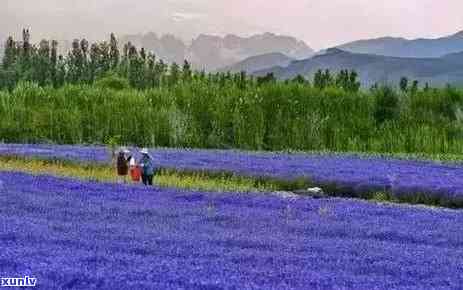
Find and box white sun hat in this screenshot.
[119,146,130,153]
[140,148,149,154]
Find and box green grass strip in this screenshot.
[0,155,459,209]
[0,155,282,193]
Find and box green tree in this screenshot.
[335,69,348,89]
[169,62,180,87]
[410,80,419,95]
[80,39,89,83]
[55,55,66,87]
[21,29,31,61]
[313,69,324,89]
[292,74,307,85]
[50,40,59,87]
[33,39,52,86]
[182,60,192,83]
[323,69,333,87]
[154,59,168,87]
[400,77,408,93]
[109,33,120,70]
[347,70,360,92]
[67,39,84,83]
[2,36,17,69]
[127,45,144,89]
[373,86,400,125]
[257,73,276,86]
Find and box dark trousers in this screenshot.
[142,174,154,186]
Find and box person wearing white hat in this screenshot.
[139,148,155,186]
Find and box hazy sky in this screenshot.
[2,0,463,49]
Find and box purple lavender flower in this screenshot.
[2,143,463,205]
[0,171,463,289]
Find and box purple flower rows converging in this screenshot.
[1,143,463,206]
[0,171,462,289]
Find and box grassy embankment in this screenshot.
[0,156,284,193]
[1,155,459,209]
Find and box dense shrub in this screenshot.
[373,86,400,125]
[1,81,463,154]
[95,73,130,91]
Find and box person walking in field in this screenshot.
[116,147,131,183]
[139,148,155,186]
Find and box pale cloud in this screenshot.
[2,0,463,50]
[171,12,204,22]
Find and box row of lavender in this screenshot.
[1,171,462,289]
[1,143,463,206]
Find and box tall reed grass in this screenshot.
[1,81,463,154]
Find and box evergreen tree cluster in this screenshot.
[1,30,364,92]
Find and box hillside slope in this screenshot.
[217,52,294,73]
[337,30,463,58]
[255,48,463,87]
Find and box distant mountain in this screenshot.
[121,32,187,65]
[337,30,463,58]
[442,51,463,64]
[217,52,294,73]
[121,32,314,71]
[255,48,463,87]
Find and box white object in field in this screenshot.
[307,187,323,194]
[129,157,136,166]
[292,187,326,198]
[273,191,299,199]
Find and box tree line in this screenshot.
[1,30,361,91]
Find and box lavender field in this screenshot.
[2,143,463,206]
[0,171,462,289]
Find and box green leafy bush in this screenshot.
[95,74,130,91]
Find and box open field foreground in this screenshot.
[0,171,462,289]
[2,144,463,207]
